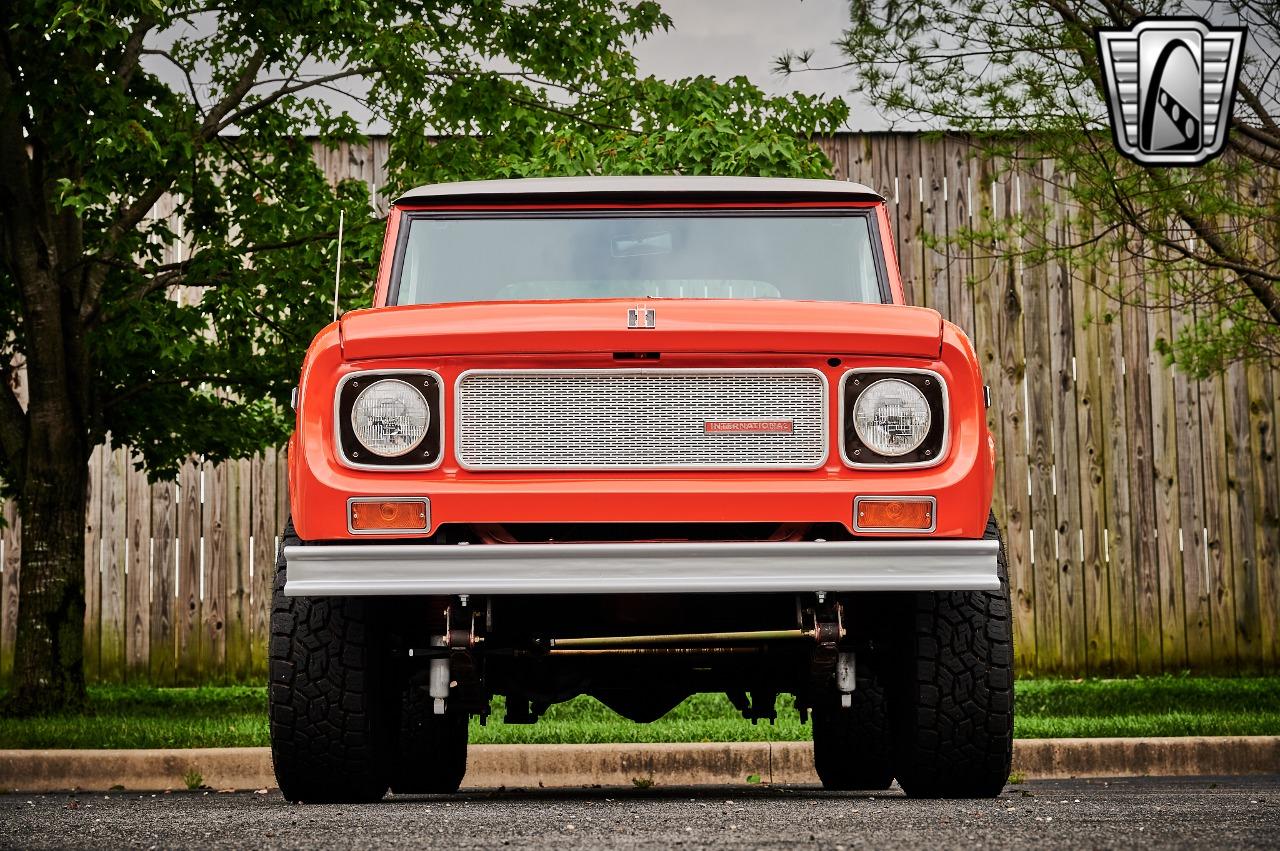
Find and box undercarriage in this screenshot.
[395,590,858,726]
[268,516,1014,803]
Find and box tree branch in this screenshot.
[1227,129,1280,169]
[106,46,268,245]
[210,65,369,136]
[1234,81,1280,141]
[140,48,205,114]
[79,47,271,321]
[116,17,155,91]
[97,219,381,326]
[198,47,268,142]
[1164,191,1280,327]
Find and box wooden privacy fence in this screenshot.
[818,134,1279,677]
[0,449,289,685]
[0,133,1277,683]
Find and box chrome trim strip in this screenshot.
[282,539,1000,596]
[838,367,950,470]
[345,496,432,536]
[333,369,445,472]
[453,367,830,471]
[853,495,938,534]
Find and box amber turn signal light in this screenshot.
[350,499,429,532]
[854,497,934,532]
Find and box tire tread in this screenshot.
[269,519,390,803]
[889,512,1014,798]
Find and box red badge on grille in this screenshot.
[704,420,794,434]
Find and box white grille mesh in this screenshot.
[456,370,827,469]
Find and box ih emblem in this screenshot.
[1096,17,1245,166]
[627,306,656,329]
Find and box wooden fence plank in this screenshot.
[1225,361,1262,673]
[844,135,875,188]
[818,135,848,182]
[997,163,1036,670]
[226,458,253,682]
[1075,261,1111,674]
[150,479,177,686]
[1149,306,1187,671]
[1256,362,1280,669]
[1121,278,1162,674]
[1100,284,1137,675]
[277,449,290,531]
[1274,291,1280,668]
[1021,161,1061,672]
[1245,168,1280,670]
[1172,306,1213,669]
[176,459,203,685]
[99,444,127,682]
[919,138,948,314]
[1046,162,1085,674]
[125,459,151,681]
[0,502,19,681]
[871,135,898,224]
[897,137,923,307]
[1251,362,1279,666]
[203,461,229,684]
[944,137,975,339]
[251,450,278,678]
[969,149,1007,531]
[82,444,104,682]
[1200,366,1237,672]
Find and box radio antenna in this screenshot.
[332,209,345,322]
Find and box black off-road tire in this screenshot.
[886,512,1014,799]
[811,674,894,791]
[390,686,469,794]
[269,518,393,803]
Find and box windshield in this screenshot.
[392,211,886,305]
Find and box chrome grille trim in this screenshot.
[454,369,829,470]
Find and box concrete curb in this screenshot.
[2,737,1277,793]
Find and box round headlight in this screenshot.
[350,378,430,458]
[852,378,931,457]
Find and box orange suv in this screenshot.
[269,176,1013,801]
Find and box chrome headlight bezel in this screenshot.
[335,370,444,471]
[840,368,948,468]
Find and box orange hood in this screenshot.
[339,299,943,360]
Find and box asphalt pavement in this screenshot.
[1,775,1276,849]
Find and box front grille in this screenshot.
[455,369,828,470]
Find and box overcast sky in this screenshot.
[497,0,875,130]
[632,0,873,124]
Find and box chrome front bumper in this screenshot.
[282,539,1000,596]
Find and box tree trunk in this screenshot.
[4,452,89,715]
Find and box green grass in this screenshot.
[1,676,1277,749]
[0,686,267,750]
[1012,676,1280,739]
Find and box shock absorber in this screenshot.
[835,650,856,708]
[428,635,449,715]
